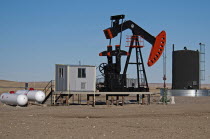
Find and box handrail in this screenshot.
[41,80,55,104]
[43,80,54,91]
[43,80,55,95]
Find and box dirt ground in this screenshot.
[0,96,210,139]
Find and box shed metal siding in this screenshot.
[55,65,96,92]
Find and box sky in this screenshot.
[0,0,210,84]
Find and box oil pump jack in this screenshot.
[98,15,166,92]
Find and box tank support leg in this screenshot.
[111,96,114,105]
[142,94,145,105]
[137,94,140,104]
[116,96,119,106]
[87,95,90,106]
[92,95,95,107]
[66,95,69,106]
[147,94,150,105]
[106,95,109,105]
[122,96,124,106]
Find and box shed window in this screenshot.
[81,82,86,89]
[78,68,86,78]
[59,68,64,78]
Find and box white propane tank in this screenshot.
[16,89,45,103]
[0,92,28,106]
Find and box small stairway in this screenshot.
[41,80,55,105]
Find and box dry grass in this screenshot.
[1,80,209,94]
[0,80,49,93]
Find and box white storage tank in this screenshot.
[55,64,96,92]
[15,89,45,103]
[0,92,28,106]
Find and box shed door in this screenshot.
[56,66,68,91]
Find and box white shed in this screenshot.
[55,64,96,92]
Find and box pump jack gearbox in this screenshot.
[98,15,166,92]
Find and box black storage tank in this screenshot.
[172,48,199,89]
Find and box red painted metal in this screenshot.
[147,31,166,67]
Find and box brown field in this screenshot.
[0,80,49,94]
[0,80,210,138]
[0,97,210,139]
[1,80,209,94]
